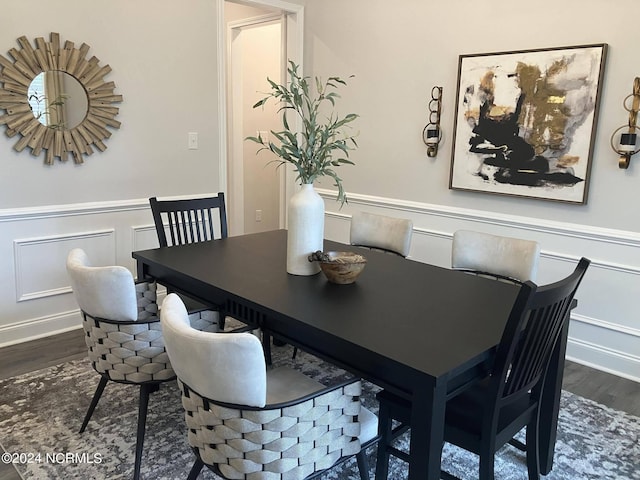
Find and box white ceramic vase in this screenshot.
[287,183,324,275]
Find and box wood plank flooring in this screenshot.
[0,329,86,381]
[0,329,639,480]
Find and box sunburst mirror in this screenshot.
[0,32,122,165]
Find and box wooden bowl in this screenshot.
[317,251,367,284]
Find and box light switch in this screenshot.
[188,132,198,150]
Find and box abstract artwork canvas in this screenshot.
[449,44,607,204]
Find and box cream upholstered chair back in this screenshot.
[160,293,377,480]
[161,293,267,406]
[350,211,413,257]
[451,230,541,282]
[66,248,145,322]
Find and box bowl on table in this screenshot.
[308,250,367,284]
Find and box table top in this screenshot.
[133,229,520,391]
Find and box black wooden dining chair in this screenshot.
[375,257,590,480]
[149,194,228,247]
[149,194,230,330]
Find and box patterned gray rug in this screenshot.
[1,345,639,480]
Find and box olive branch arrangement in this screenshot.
[246,61,358,206]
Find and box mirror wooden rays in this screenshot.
[0,32,122,165]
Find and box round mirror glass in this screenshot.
[27,71,89,130]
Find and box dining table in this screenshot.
[132,229,568,480]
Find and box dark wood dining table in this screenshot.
[132,229,567,480]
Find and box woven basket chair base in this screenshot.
[179,379,363,480]
[82,281,224,383]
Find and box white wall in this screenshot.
[0,0,222,207]
[301,0,639,381]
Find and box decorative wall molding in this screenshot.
[541,251,640,275]
[131,224,159,250]
[0,193,219,223]
[324,191,640,276]
[14,229,115,302]
[7,192,635,251]
[1,193,637,380]
[567,337,640,383]
[318,188,640,248]
[0,199,147,222]
[0,310,81,348]
[573,313,640,339]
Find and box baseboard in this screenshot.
[0,311,83,348]
[566,338,640,383]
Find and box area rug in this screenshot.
[1,345,639,480]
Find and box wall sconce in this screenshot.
[422,86,443,157]
[610,77,640,169]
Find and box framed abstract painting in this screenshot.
[449,44,607,204]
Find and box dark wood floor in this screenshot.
[0,330,639,480]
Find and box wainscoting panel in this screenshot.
[1,193,638,382]
[130,224,161,273]
[14,230,115,302]
[320,189,640,382]
[0,199,161,347]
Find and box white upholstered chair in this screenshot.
[350,211,413,258]
[66,248,218,480]
[160,293,379,480]
[451,230,541,283]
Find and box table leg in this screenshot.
[539,316,570,474]
[408,380,446,480]
[135,261,147,281]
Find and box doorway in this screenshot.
[222,0,303,237]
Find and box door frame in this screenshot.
[228,13,283,236]
[216,0,304,234]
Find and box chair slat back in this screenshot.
[493,258,590,403]
[149,194,228,247]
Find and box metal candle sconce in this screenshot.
[422,86,443,157]
[610,77,640,169]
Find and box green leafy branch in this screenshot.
[28,93,70,130]
[246,61,358,206]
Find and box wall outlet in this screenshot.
[255,210,262,222]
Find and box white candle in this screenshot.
[620,133,637,152]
